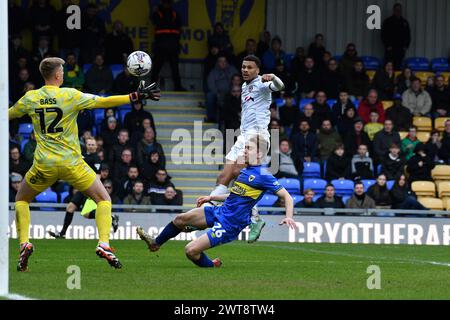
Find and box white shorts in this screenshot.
[225,131,271,162]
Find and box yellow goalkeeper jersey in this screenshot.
[9,85,99,166]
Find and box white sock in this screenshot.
[250,206,260,223]
[210,184,228,197]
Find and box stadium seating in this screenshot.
[361,56,381,70]
[299,98,315,111]
[414,71,435,85]
[382,101,394,110]
[434,117,450,132]
[442,197,450,211]
[398,131,408,140]
[376,164,382,175]
[119,105,132,122]
[413,117,432,131]
[366,70,376,82]
[257,194,278,210]
[20,139,29,153]
[83,64,92,74]
[94,108,105,125]
[275,98,285,107]
[333,55,342,62]
[292,194,303,206]
[431,57,450,72]
[417,132,430,143]
[418,197,444,210]
[302,162,321,179]
[331,180,354,197]
[361,179,376,191]
[18,123,33,139]
[432,165,450,182]
[404,57,430,71]
[327,99,337,109]
[278,178,301,194]
[437,181,450,198]
[59,191,69,203]
[411,181,436,197]
[342,195,351,205]
[303,179,327,196]
[387,180,395,190]
[438,72,450,85]
[110,64,124,79]
[35,188,58,203]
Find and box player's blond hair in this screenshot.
[39,57,65,80]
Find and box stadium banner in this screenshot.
[8,211,450,246]
[14,0,266,61]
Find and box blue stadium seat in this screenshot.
[303,162,321,179]
[431,57,450,72]
[94,108,105,125]
[361,56,381,70]
[333,55,343,63]
[326,99,337,109]
[292,194,303,206]
[110,64,124,79]
[278,178,301,194]
[342,195,351,205]
[257,194,278,214]
[377,164,382,175]
[18,123,33,139]
[36,188,58,203]
[303,179,327,196]
[83,64,92,74]
[404,57,430,71]
[20,139,29,153]
[299,98,315,111]
[331,179,355,197]
[59,191,69,203]
[350,96,359,108]
[275,98,285,108]
[387,180,395,190]
[119,106,131,123]
[361,179,376,191]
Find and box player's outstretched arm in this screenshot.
[196,194,230,207]
[276,188,296,228]
[261,74,285,92]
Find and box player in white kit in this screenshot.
[209,55,285,242]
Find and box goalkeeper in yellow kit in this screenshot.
[9,57,160,271]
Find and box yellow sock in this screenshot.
[16,201,31,244]
[96,201,112,244]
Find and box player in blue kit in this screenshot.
[136,135,296,267]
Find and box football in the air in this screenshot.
[127,51,152,77]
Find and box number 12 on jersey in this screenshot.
[35,107,64,134]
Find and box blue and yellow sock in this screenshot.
[156,221,182,246]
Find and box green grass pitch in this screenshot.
[7,239,450,300]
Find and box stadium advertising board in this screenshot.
[8,212,450,246]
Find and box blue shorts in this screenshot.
[204,206,244,248]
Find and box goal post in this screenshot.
[0,0,10,296]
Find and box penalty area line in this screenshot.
[2,293,36,300]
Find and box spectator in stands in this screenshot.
[152,186,183,212]
[136,127,165,167]
[337,105,357,137]
[332,91,352,121]
[381,143,405,181]
[439,120,450,163]
[279,92,300,133]
[367,174,392,209]
[385,97,413,131]
[117,165,141,200]
[407,144,435,182]
[99,163,111,184]
[85,54,114,94]
[312,91,333,125]
[77,109,94,138]
[208,22,233,57]
[130,117,157,146]
[364,111,384,141]
[100,109,117,131]
[9,35,30,70]
[292,120,318,163]
[124,101,154,137]
[113,65,140,95]
[269,118,288,141]
[346,59,369,102]
[113,147,135,182]
[12,68,32,103]
[80,3,106,65]
[291,47,306,80]
[358,89,385,124]
[103,179,122,204]
[339,43,359,80]
[63,52,84,90]
[150,0,184,91]
[402,78,432,116]
[373,119,401,163]
[123,180,151,211]
[23,132,36,164]
[425,76,435,91]
[344,118,372,156]
[9,146,29,177]
[325,144,351,181]
[206,55,238,123]
[30,0,56,48]
[316,184,345,209]
[273,58,296,97]
[32,36,56,70]
[274,139,299,179]
[142,150,164,183]
[261,36,286,73]
[256,31,271,59]
[426,130,443,163]
[298,103,320,133]
[320,58,345,100]
[235,38,257,69]
[104,20,134,65]
[395,67,413,95]
[221,85,242,130]
[346,181,376,209]
[295,189,318,208]
[9,173,23,202]
[56,0,81,59]
[372,61,396,100]
[203,45,220,90]
[307,34,326,69]
[148,169,175,201]
[381,3,411,70]
[101,116,120,154]
[428,75,450,118]
[390,175,428,210]
[297,57,321,99]
[317,119,342,161]
[109,129,134,166]
[351,144,374,180]
[401,126,421,160]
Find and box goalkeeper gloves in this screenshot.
[129,81,161,103]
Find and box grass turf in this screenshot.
[8,239,450,300]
